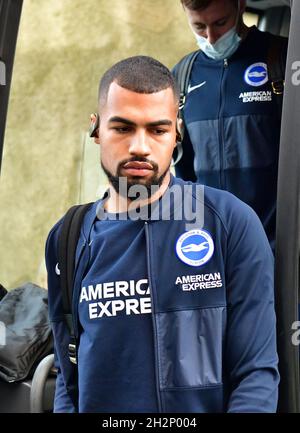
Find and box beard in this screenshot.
[101,156,169,200]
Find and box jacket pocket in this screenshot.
[156,306,226,389]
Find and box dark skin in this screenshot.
[91,82,179,213]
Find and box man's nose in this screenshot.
[128,131,151,156]
[206,27,219,44]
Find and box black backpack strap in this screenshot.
[58,202,93,365]
[267,33,287,120]
[174,50,199,111]
[267,33,287,96]
[173,50,199,165]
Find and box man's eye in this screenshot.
[113,126,131,133]
[152,129,167,135]
[216,19,227,27]
[195,24,206,31]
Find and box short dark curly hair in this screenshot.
[98,55,179,109]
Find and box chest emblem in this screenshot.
[176,229,214,267]
[244,62,268,87]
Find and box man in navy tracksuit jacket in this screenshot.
[173,0,287,249]
[45,55,279,413]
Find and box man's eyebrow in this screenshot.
[212,13,231,25]
[108,116,172,127]
[108,116,136,125]
[146,120,172,127]
[213,15,228,24]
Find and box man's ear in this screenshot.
[89,113,100,143]
[176,118,183,148]
[172,117,184,166]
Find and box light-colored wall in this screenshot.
[0,0,196,289]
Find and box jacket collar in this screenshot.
[80,175,202,239]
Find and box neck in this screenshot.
[104,172,171,213]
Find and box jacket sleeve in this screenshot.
[45,220,77,413]
[53,347,76,413]
[224,197,279,412]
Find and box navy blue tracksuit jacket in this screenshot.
[173,26,287,247]
[45,177,279,412]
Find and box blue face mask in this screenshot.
[194,27,241,60]
[192,1,242,60]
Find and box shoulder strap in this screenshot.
[173,50,199,165]
[58,202,93,364]
[174,50,199,110]
[267,33,287,96]
[266,33,287,122]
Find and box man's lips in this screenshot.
[123,161,153,170]
[122,161,154,177]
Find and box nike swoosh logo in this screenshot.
[187,81,206,94]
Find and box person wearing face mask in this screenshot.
[172,0,288,251]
